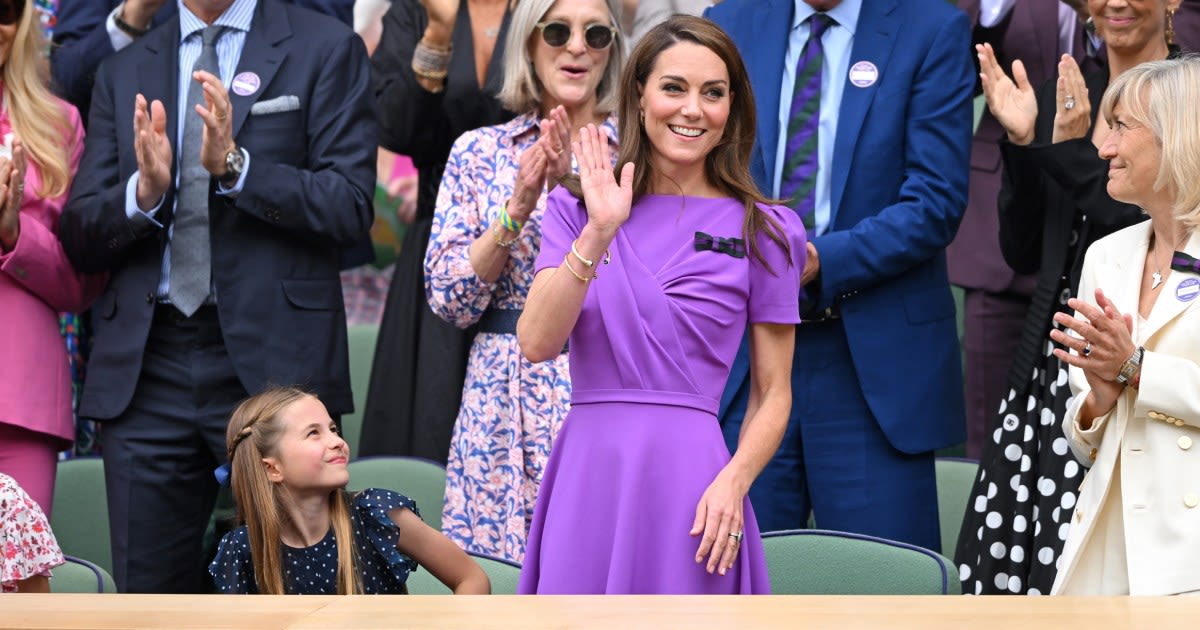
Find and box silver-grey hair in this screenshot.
[498,0,626,114]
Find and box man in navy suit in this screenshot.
[708,0,974,551]
[59,0,375,592]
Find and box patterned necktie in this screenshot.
[169,25,227,316]
[780,13,834,231]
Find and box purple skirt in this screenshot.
[519,398,770,594]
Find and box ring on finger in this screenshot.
[728,531,743,543]
[1082,340,1092,357]
[1064,95,1076,110]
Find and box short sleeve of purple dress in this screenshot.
[521,188,806,594]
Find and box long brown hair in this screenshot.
[226,387,360,595]
[565,15,791,270]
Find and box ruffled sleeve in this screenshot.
[1,474,65,592]
[353,488,421,586]
[208,526,258,594]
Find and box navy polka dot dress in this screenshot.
[209,488,420,594]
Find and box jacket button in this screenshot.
[107,237,119,249]
[145,292,154,304]
[1185,494,1199,509]
[1180,436,1193,451]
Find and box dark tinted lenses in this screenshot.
[0,0,24,26]
[538,21,615,50]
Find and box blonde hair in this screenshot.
[1100,55,1200,229]
[226,387,361,595]
[497,0,625,114]
[3,0,78,198]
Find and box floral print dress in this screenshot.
[424,112,618,562]
[1,473,64,592]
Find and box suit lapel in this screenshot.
[750,0,793,187]
[1098,222,1149,339]
[829,0,898,223]
[230,0,290,139]
[1143,229,1200,341]
[140,22,182,170]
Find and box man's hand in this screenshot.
[133,93,172,210]
[800,242,820,286]
[121,0,168,30]
[193,71,237,177]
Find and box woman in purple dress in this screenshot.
[515,16,805,594]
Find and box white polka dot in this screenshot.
[974,582,983,595]
[1008,575,1023,593]
[1023,425,1034,442]
[1002,415,1019,431]
[1064,460,1079,478]
[1058,523,1070,541]
[1052,437,1069,455]
[1026,396,1037,412]
[1060,492,1076,510]
[1016,485,1030,502]
[1013,515,1028,533]
[985,512,1003,528]
[1010,546,1025,563]
[1037,547,1055,565]
[1020,455,1032,472]
[974,495,988,513]
[1010,474,1021,491]
[1039,477,1057,496]
[1034,521,1042,537]
[987,482,997,499]
[989,542,1006,559]
[1004,444,1022,461]
[994,572,1009,590]
[1056,369,1068,386]
[1052,507,1061,523]
[1028,587,1042,596]
[1040,408,1055,426]
[976,526,984,540]
[993,427,1003,444]
[959,564,971,580]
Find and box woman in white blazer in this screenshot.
[1048,56,1200,596]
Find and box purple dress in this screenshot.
[519,189,806,594]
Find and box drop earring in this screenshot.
[1166,8,1176,46]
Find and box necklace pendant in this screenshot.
[485,26,499,38]
[1151,271,1163,289]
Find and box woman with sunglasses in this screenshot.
[359,0,518,465]
[0,0,100,515]
[423,0,625,563]
[517,16,803,594]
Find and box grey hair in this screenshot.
[498,0,626,114]
[1101,55,1200,228]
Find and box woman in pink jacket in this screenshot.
[0,0,101,516]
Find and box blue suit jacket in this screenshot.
[708,0,973,453]
[59,0,376,419]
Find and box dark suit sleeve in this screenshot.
[234,31,375,246]
[809,13,975,303]
[291,0,354,26]
[50,0,122,121]
[995,139,1046,274]
[59,60,167,274]
[370,0,453,159]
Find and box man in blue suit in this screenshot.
[707,0,973,551]
[59,0,375,592]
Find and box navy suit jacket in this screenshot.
[59,0,376,419]
[708,0,974,454]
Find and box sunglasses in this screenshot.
[0,0,24,26]
[535,21,617,50]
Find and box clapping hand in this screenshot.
[0,138,27,252]
[977,43,1038,146]
[1052,55,1091,144]
[1049,288,1136,416]
[507,140,549,226]
[575,123,633,236]
[133,93,173,210]
[540,106,573,187]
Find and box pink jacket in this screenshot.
[0,100,103,446]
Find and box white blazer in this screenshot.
[1052,222,1200,596]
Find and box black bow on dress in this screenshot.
[694,231,746,259]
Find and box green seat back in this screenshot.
[468,551,521,594]
[936,457,980,558]
[51,556,117,593]
[761,529,960,594]
[343,323,380,459]
[346,457,446,532]
[51,458,112,577]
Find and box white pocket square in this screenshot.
[250,95,300,115]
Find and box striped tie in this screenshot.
[780,13,833,230]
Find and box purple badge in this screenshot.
[231,72,261,97]
[1177,277,1199,302]
[848,61,879,88]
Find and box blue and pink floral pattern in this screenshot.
[424,112,618,562]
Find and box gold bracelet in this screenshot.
[493,223,519,248]
[570,239,610,269]
[562,252,593,282]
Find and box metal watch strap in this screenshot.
[1116,346,1145,385]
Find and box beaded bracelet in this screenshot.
[562,252,592,282]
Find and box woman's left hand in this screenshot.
[1050,288,1135,410]
[690,466,749,576]
[540,105,573,185]
[0,138,27,253]
[1052,55,1091,144]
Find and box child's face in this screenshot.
[263,396,350,492]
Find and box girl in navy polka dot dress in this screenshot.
[208,387,490,594]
